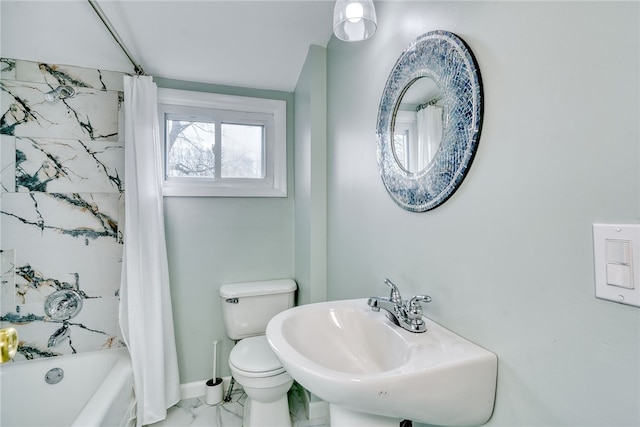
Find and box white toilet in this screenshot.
[219,279,297,427]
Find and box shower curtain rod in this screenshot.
[416,96,443,111]
[88,0,146,75]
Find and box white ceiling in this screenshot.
[0,0,336,92]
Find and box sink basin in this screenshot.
[266,299,497,427]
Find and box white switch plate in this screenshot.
[593,224,640,307]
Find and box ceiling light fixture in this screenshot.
[333,0,377,42]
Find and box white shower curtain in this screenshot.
[417,105,443,170]
[120,75,181,426]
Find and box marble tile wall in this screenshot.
[0,58,127,360]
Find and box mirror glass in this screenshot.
[376,30,483,212]
[392,77,443,173]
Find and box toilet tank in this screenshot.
[219,279,297,340]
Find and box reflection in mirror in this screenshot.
[392,77,443,173]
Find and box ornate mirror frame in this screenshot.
[376,30,483,212]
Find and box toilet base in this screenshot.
[243,395,291,427]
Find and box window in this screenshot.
[158,88,287,197]
[393,110,418,172]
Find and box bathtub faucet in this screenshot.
[48,321,70,347]
[367,278,431,333]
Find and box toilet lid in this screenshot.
[230,336,283,374]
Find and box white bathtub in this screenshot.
[0,347,136,427]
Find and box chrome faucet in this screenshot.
[367,278,431,333]
[48,321,70,347]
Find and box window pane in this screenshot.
[221,123,264,179]
[166,118,216,178]
[394,130,409,168]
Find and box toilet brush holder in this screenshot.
[205,378,224,405]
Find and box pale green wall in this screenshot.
[156,77,295,382]
[294,45,328,306]
[326,1,639,426]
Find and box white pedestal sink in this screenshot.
[266,299,497,427]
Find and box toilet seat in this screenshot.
[229,335,285,378]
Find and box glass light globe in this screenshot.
[333,0,377,42]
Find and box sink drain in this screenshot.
[45,367,64,385]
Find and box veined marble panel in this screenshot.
[0,296,124,361]
[0,58,126,361]
[1,249,16,313]
[1,192,121,249]
[1,135,16,192]
[15,136,124,193]
[12,59,127,92]
[62,296,123,352]
[1,58,16,80]
[13,244,122,305]
[117,190,125,244]
[0,80,120,141]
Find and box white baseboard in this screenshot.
[180,376,233,400]
[180,380,206,400]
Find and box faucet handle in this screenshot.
[384,278,403,304]
[409,295,431,305]
[407,295,431,321]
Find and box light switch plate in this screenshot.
[593,224,640,307]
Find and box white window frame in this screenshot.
[393,110,418,172]
[158,88,287,197]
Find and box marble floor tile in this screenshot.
[149,383,330,427]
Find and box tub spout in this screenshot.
[48,322,70,347]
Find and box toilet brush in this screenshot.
[205,340,223,405]
[212,340,218,383]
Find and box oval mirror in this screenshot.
[377,31,483,212]
[392,77,444,173]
